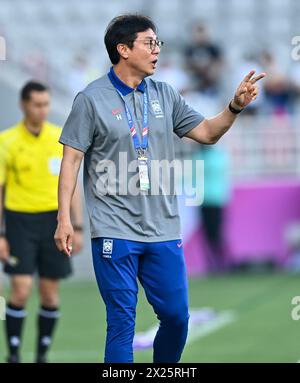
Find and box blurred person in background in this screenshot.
[54,14,265,363]
[0,81,83,363]
[185,22,224,97]
[154,55,191,93]
[68,54,90,97]
[193,144,231,273]
[290,62,300,114]
[21,51,50,85]
[284,222,300,273]
[68,52,100,97]
[259,51,294,116]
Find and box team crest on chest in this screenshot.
[150,99,164,118]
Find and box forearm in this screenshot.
[0,184,9,263]
[186,100,241,144]
[70,182,83,227]
[205,101,240,143]
[57,158,81,225]
[0,185,5,234]
[54,146,83,255]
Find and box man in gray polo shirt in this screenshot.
[54,14,265,363]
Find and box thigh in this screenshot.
[4,210,39,275]
[91,238,144,316]
[38,212,72,279]
[91,238,143,294]
[38,240,72,279]
[138,240,189,317]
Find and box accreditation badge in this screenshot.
[138,156,150,191]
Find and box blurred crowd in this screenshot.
[155,22,300,118]
[13,21,300,118]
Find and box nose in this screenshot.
[152,45,160,55]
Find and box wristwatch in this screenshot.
[229,100,244,114]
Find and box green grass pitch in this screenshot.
[0,271,299,363]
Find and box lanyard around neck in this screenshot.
[116,89,149,156]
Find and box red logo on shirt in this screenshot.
[112,108,123,115]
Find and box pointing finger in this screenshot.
[250,72,267,84]
[243,70,256,82]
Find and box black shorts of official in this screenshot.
[4,209,72,279]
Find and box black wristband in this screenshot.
[73,225,83,232]
[229,101,243,114]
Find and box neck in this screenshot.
[24,118,43,136]
[113,63,144,89]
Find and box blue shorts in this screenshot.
[91,237,189,363]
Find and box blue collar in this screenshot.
[108,66,146,96]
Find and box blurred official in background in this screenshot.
[0,82,83,363]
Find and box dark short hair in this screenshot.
[104,14,157,65]
[20,81,49,101]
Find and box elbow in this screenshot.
[204,134,220,145]
[201,119,221,145]
[193,133,219,145]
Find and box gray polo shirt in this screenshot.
[59,70,204,241]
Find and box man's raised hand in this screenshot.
[232,70,266,110]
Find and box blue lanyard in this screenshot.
[116,90,149,156]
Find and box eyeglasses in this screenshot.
[133,39,164,51]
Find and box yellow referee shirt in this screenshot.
[0,120,62,213]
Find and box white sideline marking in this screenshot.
[187,310,238,344]
[132,308,238,350]
[20,309,238,360]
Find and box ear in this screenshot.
[116,43,129,60]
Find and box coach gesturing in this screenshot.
[54,14,265,363]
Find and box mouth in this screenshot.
[151,59,158,68]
